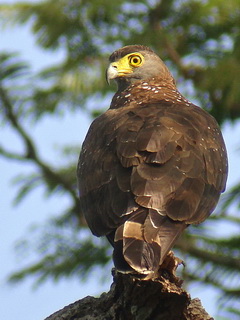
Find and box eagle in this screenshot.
[77,45,228,278]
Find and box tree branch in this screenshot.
[177,241,240,270]
[0,84,79,204]
[0,146,26,161]
[45,271,213,320]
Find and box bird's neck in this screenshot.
[110,77,190,109]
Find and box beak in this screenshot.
[106,61,133,85]
[106,63,119,85]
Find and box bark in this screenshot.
[45,269,213,320]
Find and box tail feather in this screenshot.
[113,208,186,274]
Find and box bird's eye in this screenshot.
[129,55,142,67]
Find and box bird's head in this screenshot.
[106,45,175,91]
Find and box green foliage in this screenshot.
[0,52,28,80]
[9,219,111,286]
[0,0,240,318]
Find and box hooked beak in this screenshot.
[106,63,118,85]
[106,62,133,85]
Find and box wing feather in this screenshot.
[78,96,228,275]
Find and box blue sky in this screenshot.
[1,2,240,319]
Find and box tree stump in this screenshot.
[45,269,213,320]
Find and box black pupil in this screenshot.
[132,57,139,64]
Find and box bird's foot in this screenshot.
[157,251,185,286]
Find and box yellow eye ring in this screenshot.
[129,54,143,67]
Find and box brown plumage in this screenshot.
[77,45,228,277]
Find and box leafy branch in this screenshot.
[0,83,79,206]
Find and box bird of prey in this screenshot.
[77,45,228,278]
